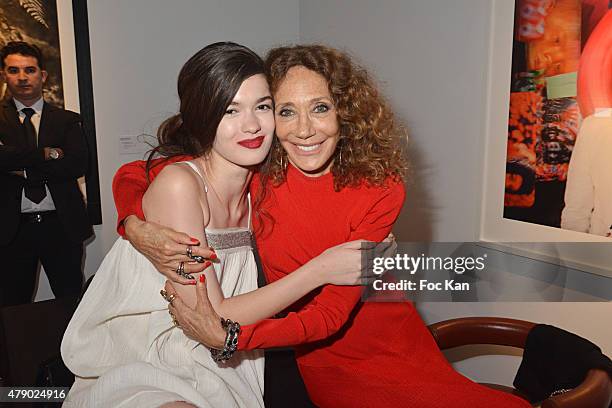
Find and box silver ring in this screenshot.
[175,261,195,280]
[187,245,205,263]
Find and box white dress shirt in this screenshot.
[15,97,57,212]
[561,114,612,236]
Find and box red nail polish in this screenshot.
[209,252,218,260]
[199,274,206,283]
[190,238,199,244]
[203,261,211,269]
[187,280,197,285]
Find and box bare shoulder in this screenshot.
[151,163,202,195]
[144,162,210,221]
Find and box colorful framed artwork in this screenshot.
[480,0,612,278]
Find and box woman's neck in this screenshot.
[193,151,252,212]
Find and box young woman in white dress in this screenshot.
[61,42,368,408]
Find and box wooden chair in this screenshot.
[428,317,612,408]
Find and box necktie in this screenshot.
[22,107,37,148]
[22,108,47,203]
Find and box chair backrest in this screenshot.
[428,317,612,408]
[428,317,536,350]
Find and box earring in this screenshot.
[337,143,344,166]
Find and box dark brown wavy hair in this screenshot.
[145,42,265,180]
[260,44,408,190]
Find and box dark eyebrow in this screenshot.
[257,95,273,103]
[6,65,37,70]
[229,95,273,106]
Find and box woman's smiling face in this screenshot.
[212,74,274,167]
[273,66,340,177]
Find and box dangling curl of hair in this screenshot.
[260,44,407,190]
[254,44,408,236]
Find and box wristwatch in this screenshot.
[49,148,60,160]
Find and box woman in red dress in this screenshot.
[114,45,530,408]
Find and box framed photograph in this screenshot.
[480,0,612,278]
[0,0,101,224]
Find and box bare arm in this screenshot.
[115,158,368,288]
[167,181,405,349]
[113,157,212,282]
[166,239,378,349]
[143,164,361,325]
[210,240,368,324]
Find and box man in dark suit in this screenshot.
[0,42,92,306]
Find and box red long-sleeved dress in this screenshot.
[113,157,530,408]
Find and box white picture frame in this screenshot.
[479,0,612,278]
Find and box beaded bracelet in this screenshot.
[210,318,241,362]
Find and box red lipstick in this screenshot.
[238,135,265,149]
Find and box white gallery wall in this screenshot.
[300,0,491,242]
[298,0,611,386]
[32,0,609,387]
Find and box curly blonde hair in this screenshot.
[262,44,408,190]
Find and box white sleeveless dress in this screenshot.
[61,162,264,408]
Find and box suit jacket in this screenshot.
[0,100,93,245]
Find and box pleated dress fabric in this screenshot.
[61,228,264,407]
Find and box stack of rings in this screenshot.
[186,245,205,263]
[160,289,180,327]
[176,261,194,280]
